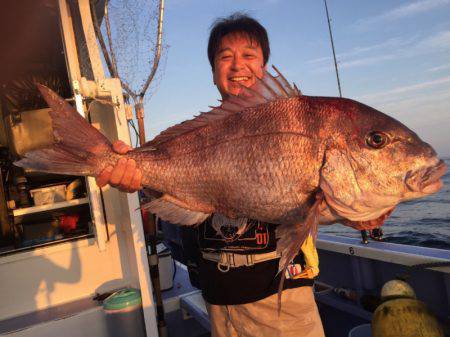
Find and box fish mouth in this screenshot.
[405,160,447,194]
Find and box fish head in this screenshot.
[318,97,446,222]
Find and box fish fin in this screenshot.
[275,191,324,311]
[272,65,302,97]
[146,66,300,148]
[15,85,113,176]
[277,272,287,316]
[142,194,210,226]
[15,145,97,176]
[276,192,323,274]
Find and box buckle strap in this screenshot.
[201,251,280,273]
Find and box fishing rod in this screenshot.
[323,1,381,244]
[323,0,342,97]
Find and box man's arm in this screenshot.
[95,140,143,192]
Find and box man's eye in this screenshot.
[220,55,232,60]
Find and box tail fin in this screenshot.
[15,84,113,176]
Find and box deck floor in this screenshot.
[162,263,210,337]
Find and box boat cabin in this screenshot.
[0,1,158,336]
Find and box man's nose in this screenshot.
[231,55,245,71]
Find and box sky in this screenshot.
[111,0,450,157]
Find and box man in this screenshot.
[97,13,325,337]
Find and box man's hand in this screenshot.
[95,140,143,193]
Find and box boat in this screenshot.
[158,224,450,337]
[0,1,448,337]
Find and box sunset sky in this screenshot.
[112,0,450,156]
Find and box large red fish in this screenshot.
[16,69,447,275]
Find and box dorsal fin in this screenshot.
[143,66,301,149]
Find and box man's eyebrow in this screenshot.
[217,45,259,55]
[217,47,232,54]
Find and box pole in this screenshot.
[135,98,146,146]
[323,0,342,97]
[135,101,167,337]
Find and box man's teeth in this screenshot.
[230,76,250,82]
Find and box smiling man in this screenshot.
[97,13,325,337]
[211,33,265,97]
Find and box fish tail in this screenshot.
[14,84,114,176]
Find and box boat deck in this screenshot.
[162,263,210,337]
[2,234,449,337]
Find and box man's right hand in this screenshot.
[95,140,143,193]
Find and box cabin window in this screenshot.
[0,0,94,255]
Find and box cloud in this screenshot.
[353,0,450,29]
[307,56,331,65]
[417,30,450,49]
[377,88,450,114]
[309,30,450,72]
[427,62,450,72]
[357,75,450,102]
[307,37,410,65]
[339,54,397,69]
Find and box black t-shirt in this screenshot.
[197,217,314,305]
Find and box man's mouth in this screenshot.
[229,76,251,82]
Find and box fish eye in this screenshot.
[366,131,389,149]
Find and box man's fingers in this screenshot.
[112,140,132,154]
[109,157,127,186]
[118,159,137,190]
[129,169,143,191]
[95,154,142,192]
[96,166,113,188]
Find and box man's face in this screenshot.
[213,33,265,98]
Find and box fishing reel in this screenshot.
[360,227,383,244]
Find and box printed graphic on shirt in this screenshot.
[210,214,249,242]
[199,216,272,252]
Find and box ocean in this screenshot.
[319,158,450,250]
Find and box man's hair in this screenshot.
[207,13,270,70]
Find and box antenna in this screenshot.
[323,0,342,97]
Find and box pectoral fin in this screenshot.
[143,194,211,226]
[276,191,323,274]
[275,191,324,311]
